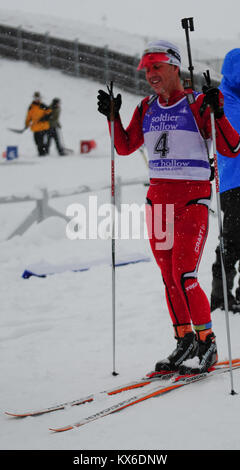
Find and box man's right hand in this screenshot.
[97,90,122,119]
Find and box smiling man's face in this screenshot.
[145,62,179,98]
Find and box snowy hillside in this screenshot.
[0,16,240,453]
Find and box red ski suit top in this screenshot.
[110,89,240,158]
[109,89,240,333]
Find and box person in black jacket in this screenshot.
[46,98,66,156]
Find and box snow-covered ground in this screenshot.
[0,12,240,452]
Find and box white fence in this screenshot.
[1,178,149,239]
[0,24,220,95]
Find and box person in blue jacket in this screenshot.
[211,48,240,313]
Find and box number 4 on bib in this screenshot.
[154,132,169,157]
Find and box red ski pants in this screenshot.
[146,179,212,330]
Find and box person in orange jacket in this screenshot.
[25,92,52,156]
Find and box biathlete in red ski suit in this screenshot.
[97,40,240,374]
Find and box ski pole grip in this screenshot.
[107,81,115,122]
[203,70,211,88]
[181,17,194,31]
[181,17,195,88]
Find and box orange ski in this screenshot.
[49,360,240,432]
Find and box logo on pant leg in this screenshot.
[194,224,206,253]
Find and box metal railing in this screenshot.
[0,24,219,94]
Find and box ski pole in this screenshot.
[203,70,236,395]
[107,81,118,376]
[181,17,195,89]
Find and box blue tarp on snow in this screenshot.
[22,253,151,279]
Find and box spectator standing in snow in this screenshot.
[46,98,66,156]
[211,49,240,313]
[25,91,51,156]
[97,40,240,374]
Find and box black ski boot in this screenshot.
[155,332,198,372]
[179,332,218,374]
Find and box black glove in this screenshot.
[97,90,122,119]
[200,86,224,119]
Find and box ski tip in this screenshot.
[49,425,74,433]
[5,411,28,418]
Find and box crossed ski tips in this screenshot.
[5,359,240,420]
[49,360,240,433]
